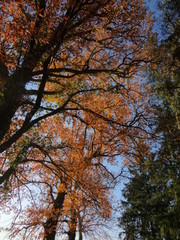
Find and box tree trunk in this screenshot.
[0,63,32,142]
[0,61,12,141]
[0,166,15,185]
[68,209,77,240]
[68,230,76,240]
[0,29,67,146]
[78,216,83,240]
[79,231,83,240]
[43,191,66,240]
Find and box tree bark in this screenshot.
[78,222,83,240]
[43,191,66,240]
[0,61,11,141]
[68,230,76,240]
[0,66,33,141]
[67,208,77,240]
[79,231,83,240]
[0,166,15,185]
[0,15,68,144]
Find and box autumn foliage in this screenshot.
[0,0,153,239]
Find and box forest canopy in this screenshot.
[0,0,179,240]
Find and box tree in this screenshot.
[149,0,180,235]
[0,0,153,198]
[0,0,153,189]
[119,142,180,240]
[1,117,115,240]
[0,0,152,150]
[119,1,180,239]
[118,142,164,240]
[151,0,180,128]
[0,1,154,239]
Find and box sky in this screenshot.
[0,213,14,240]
